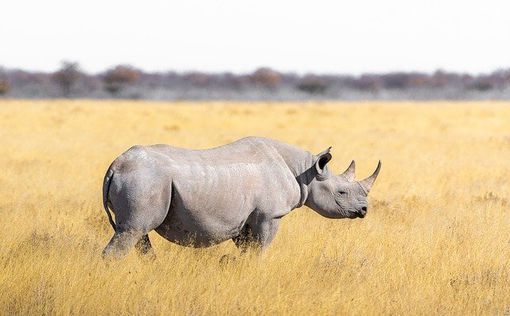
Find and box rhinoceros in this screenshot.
[102,136,381,258]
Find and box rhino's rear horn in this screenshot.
[359,161,381,193]
[340,160,356,181]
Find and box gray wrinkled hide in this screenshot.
[102,136,381,258]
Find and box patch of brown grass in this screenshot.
[1,100,510,314]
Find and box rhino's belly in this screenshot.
[154,211,246,248]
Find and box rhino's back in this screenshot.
[143,136,296,209]
[111,137,300,199]
[146,136,277,165]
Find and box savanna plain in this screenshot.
[1,100,509,315]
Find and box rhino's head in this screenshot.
[305,147,381,219]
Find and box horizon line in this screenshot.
[2,63,510,77]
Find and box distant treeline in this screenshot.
[1,62,509,100]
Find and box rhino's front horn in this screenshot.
[340,160,356,181]
[359,161,381,193]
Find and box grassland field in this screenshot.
[1,100,510,315]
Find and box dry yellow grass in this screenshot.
[1,100,509,315]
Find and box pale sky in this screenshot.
[1,0,509,74]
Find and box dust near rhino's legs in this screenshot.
[135,234,156,260]
[102,230,144,260]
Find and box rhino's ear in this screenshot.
[314,146,332,176]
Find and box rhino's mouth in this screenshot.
[348,211,365,219]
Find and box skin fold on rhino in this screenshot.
[102,136,381,258]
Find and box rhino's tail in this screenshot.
[102,164,117,232]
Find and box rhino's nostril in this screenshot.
[361,206,367,213]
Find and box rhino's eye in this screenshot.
[339,191,347,195]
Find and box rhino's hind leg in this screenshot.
[135,234,155,259]
[102,230,145,259]
[103,176,173,260]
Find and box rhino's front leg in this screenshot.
[254,218,281,250]
[234,217,280,252]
